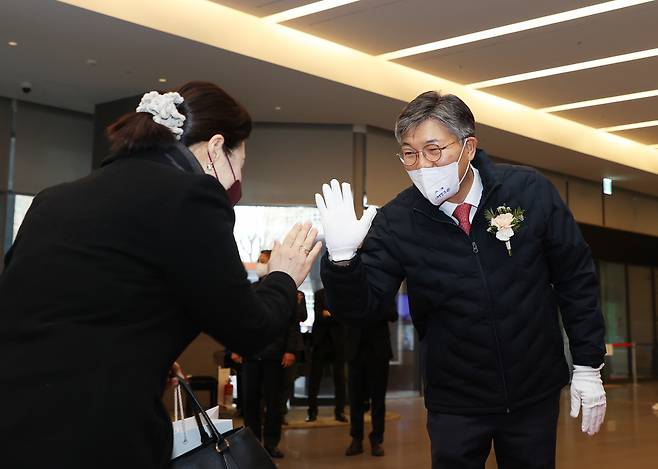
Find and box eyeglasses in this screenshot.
[396,139,463,167]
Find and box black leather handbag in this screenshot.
[170,377,276,469]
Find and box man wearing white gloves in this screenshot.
[315,91,606,469]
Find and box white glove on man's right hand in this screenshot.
[570,364,606,436]
[315,179,377,262]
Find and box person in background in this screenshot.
[240,249,303,459]
[306,288,347,423]
[281,290,308,425]
[344,300,398,457]
[0,81,322,469]
[224,350,244,416]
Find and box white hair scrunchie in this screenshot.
[136,91,186,140]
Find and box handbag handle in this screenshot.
[175,375,231,451]
[174,386,189,442]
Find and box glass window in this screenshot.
[599,261,630,380]
[388,282,421,396]
[234,206,421,397]
[233,205,323,332]
[627,265,654,379]
[12,194,35,242]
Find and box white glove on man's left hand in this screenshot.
[315,179,377,262]
[570,364,606,436]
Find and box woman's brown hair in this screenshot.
[106,81,252,155]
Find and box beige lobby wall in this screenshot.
[0,98,10,268]
[603,189,658,237]
[568,179,603,227]
[632,194,658,237]
[605,189,638,233]
[543,171,568,204]
[177,333,224,378]
[0,97,10,192]
[241,123,353,206]
[1,97,93,267]
[13,101,92,195]
[547,177,658,237]
[366,128,410,206]
[536,171,658,237]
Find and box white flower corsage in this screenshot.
[485,205,525,256]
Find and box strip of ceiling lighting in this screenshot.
[263,0,360,23]
[378,0,653,61]
[469,47,658,89]
[600,120,658,132]
[541,89,658,113]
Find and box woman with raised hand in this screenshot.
[0,81,321,468]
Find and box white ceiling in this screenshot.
[264,0,658,144]
[1,0,658,195]
[0,0,402,119]
[281,0,604,55]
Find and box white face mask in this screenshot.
[407,141,470,206]
[255,262,269,279]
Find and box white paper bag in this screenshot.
[171,387,233,459]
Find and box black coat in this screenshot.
[290,291,308,353]
[312,288,346,359]
[0,144,297,468]
[345,300,397,363]
[322,149,605,415]
[250,284,307,360]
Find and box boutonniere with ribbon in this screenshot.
[485,205,525,256]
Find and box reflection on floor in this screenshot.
[276,382,658,468]
[284,408,400,430]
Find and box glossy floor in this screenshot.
[276,382,658,468]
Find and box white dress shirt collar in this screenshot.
[438,166,483,224]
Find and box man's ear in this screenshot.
[467,137,478,161]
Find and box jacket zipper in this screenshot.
[471,182,511,413]
[471,240,511,413]
[413,182,511,413]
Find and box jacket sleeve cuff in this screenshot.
[260,271,297,309]
[264,271,297,290]
[572,354,605,368]
[322,252,361,273]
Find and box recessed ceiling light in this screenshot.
[86,59,97,66]
[541,89,658,113]
[599,120,658,132]
[378,0,652,61]
[8,41,18,47]
[274,106,282,111]
[263,0,360,23]
[158,77,167,83]
[469,47,658,89]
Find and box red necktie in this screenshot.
[453,203,472,235]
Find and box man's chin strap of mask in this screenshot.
[207,148,242,207]
[456,139,471,187]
